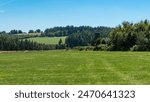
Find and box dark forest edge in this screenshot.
[0,20,150,51]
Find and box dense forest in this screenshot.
[0,35,55,51]
[42,26,111,37]
[109,20,150,51]
[65,26,112,48]
[1,20,150,51]
[0,26,111,51]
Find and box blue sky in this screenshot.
[0,0,150,32]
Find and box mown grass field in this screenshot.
[0,51,150,85]
[27,37,66,44]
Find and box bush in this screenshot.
[73,46,85,51]
[72,46,94,51]
[130,45,138,51]
[130,45,149,51]
[93,44,109,51]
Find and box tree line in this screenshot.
[42,26,112,37]
[109,20,150,51]
[1,20,150,51]
[0,35,55,51]
[65,26,112,48]
[65,20,150,51]
[2,29,42,35]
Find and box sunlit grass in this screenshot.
[0,51,150,85]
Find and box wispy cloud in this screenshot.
[0,0,16,7]
[0,10,5,13]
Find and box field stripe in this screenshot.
[100,58,141,84]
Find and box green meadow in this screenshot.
[27,37,66,45]
[0,51,150,85]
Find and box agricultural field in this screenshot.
[0,51,150,85]
[27,37,66,45]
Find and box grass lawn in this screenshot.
[27,37,66,45]
[0,51,150,85]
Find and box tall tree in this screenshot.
[28,30,34,33]
[35,29,41,33]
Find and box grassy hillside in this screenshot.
[0,51,150,85]
[27,37,66,45]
